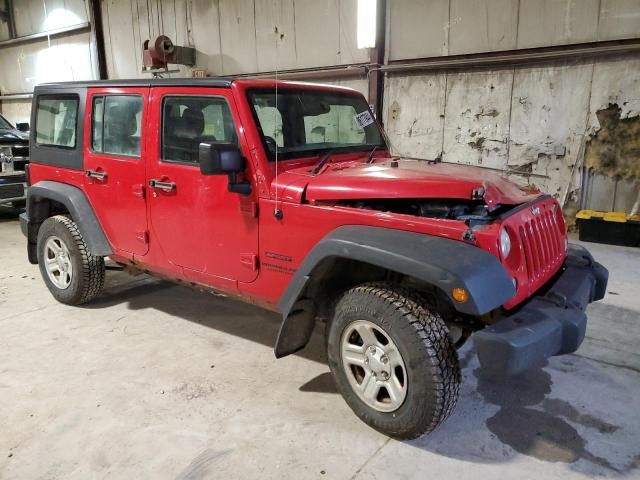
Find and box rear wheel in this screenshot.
[327,283,461,439]
[37,215,105,305]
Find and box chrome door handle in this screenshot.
[86,170,108,181]
[148,179,176,192]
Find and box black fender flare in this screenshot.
[275,225,515,358]
[24,181,112,261]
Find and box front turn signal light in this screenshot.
[452,287,469,303]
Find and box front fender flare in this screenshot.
[275,225,515,357]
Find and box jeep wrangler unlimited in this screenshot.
[0,112,29,208]
[21,78,608,439]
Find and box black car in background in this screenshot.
[0,113,29,209]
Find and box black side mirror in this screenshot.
[199,142,244,175]
[16,122,30,132]
[199,142,251,195]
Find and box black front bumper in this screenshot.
[473,244,608,377]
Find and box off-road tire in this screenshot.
[327,282,461,439]
[37,215,105,305]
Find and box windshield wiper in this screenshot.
[366,146,378,163]
[311,150,335,174]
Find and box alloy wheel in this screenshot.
[44,235,73,289]
[340,319,408,412]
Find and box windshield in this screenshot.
[248,88,385,161]
[0,114,13,130]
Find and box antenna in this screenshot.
[42,0,51,49]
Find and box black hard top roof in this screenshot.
[34,77,234,90]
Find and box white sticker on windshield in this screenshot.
[354,110,374,129]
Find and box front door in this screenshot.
[146,87,259,284]
[83,88,149,256]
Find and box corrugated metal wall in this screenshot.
[101,0,369,78]
[384,59,640,212]
[1,0,638,214]
[0,0,95,123]
[384,0,640,215]
[387,0,639,58]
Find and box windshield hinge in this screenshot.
[471,187,485,201]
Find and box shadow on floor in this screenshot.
[0,206,22,222]
[299,371,337,394]
[83,273,639,475]
[82,274,328,365]
[473,365,619,469]
[406,347,637,476]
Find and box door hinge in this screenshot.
[132,184,145,199]
[240,253,259,271]
[136,231,149,244]
[240,200,258,218]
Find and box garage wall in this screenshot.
[101,0,369,78]
[384,0,640,216]
[0,30,94,93]
[12,0,88,36]
[0,0,96,124]
[387,0,640,60]
[1,0,638,215]
[1,0,88,41]
[383,56,640,216]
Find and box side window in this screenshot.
[91,95,142,157]
[162,96,237,164]
[35,96,79,148]
[92,97,104,151]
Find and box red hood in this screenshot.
[272,157,541,208]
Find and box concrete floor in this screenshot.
[0,208,639,480]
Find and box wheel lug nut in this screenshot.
[381,372,389,380]
[381,355,388,364]
[369,346,376,353]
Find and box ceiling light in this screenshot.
[357,0,377,49]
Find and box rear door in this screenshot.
[83,88,149,256]
[146,86,259,283]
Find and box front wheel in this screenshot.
[37,215,105,305]
[327,283,461,439]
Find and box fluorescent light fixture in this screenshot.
[357,0,377,49]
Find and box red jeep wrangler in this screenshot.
[21,78,607,439]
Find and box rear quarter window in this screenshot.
[35,96,79,148]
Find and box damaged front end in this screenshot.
[335,196,518,226]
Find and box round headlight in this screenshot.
[499,228,511,258]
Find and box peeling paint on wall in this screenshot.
[384,74,447,159]
[585,104,640,179]
[508,63,592,199]
[443,70,512,170]
[583,58,640,213]
[383,56,640,216]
